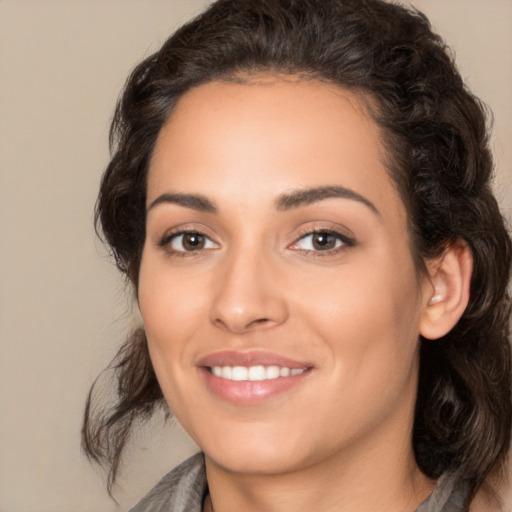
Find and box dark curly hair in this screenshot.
[82,0,512,507]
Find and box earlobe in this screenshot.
[419,240,473,340]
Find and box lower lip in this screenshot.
[199,367,310,405]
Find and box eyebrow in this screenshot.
[147,193,218,213]
[276,186,379,214]
[147,185,379,216]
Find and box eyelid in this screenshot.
[171,233,218,251]
[158,226,220,254]
[288,225,356,254]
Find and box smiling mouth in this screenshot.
[197,351,313,403]
[209,365,307,381]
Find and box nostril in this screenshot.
[243,317,278,331]
[248,318,272,328]
[212,315,275,334]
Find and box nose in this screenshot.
[209,248,288,334]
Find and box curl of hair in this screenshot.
[83,0,511,505]
[82,327,165,495]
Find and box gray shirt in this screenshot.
[129,453,468,512]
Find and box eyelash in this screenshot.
[290,227,355,257]
[158,229,217,257]
[157,227,355,257]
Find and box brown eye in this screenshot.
[290,229,354,254]
[311,232,337,250]
[168,232,216,252]
[182,233,205,251]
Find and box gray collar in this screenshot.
[129,453,468,512]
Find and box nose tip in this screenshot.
[212,309,276,334]
[209,257,288,334]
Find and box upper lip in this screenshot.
[196,350,312,369]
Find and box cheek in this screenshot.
[138,252,203,364]
[137,252,209,416]
[292,250,422,377]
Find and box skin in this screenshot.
[138,76,451,512]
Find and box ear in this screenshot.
[419,240,473,340]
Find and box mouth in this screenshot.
[209,365,306,381]
[197,351,313,404]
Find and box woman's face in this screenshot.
[139,77,432,476]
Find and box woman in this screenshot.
[82,0,512,510]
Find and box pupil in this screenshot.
[313,233,335,250]
[183,234,204,250]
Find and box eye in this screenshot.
[161,231,218,253]
[290,230,353,252]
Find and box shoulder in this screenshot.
[129,452,207,512]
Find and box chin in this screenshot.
[197,421,322,476]
[206,446,306,476]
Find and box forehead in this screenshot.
[147,76,402,219]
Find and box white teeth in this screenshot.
[210,365,306,381]
[248,365,266,381]
[266,366,280,379]
[280,367,290,377]
[231,366,248,381]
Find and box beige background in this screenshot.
[0,1,510,511]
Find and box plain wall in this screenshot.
[0,1,510,511]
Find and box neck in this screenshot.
[203,432,435,512]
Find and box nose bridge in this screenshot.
[209,239,287,333]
